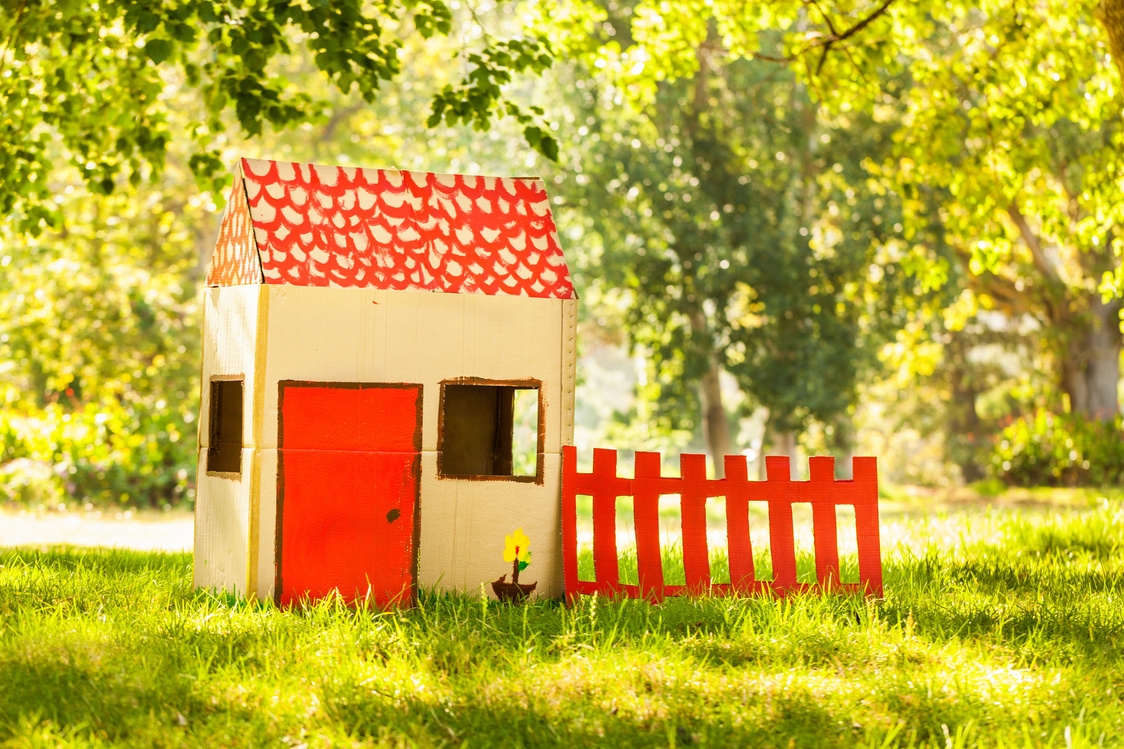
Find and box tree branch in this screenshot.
[1006,202,1063,286]
[749,0,899,69]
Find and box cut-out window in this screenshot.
[208,378,243,475]
[439,381,541,481]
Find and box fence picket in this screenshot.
[561,448,883,603]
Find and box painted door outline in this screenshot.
[275,381,423,607]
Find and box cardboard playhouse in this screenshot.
[195,157,578,607]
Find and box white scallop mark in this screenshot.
[266,182,285,200]
[454,226,474,246]
[429,238,448,265]
[370,225,393,245]
[254,227,269,245]
[310,248,330,264]
[357,189,377,211]
[313,164,339,186]
[475,196,492,212]
[276,161,297,182]
[384,170,404,188]
[281,205,304,226]
[254,202,277,224]
[481,227,501,244]
[246,158,273,176]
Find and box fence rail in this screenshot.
[561,446,883,602]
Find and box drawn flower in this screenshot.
[493,527,537,602]
[503,528,531,566]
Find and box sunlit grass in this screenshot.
[2,500,1124,746]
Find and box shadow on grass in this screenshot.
[0,655,256,744]
[323,683,856,749]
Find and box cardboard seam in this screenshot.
[247,286,270,599]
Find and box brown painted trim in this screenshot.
[274,380,424,607]
[204,469,244,481]
[205,375,246,479]
[436,377,545,486]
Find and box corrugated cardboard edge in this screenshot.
[560,298,577,446]
[245,285,270,599]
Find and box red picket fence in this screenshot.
[561,446,883,602]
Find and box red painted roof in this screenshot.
[207,158,575,299]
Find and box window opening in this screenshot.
[208,378,243,475]
[439,382,541,480]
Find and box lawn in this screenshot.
[1,496,1123,748]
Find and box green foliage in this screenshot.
[0,0,566,235]
[990,410,1124,488]
[0,166,202,508]
[0,400,195,508]
[4,503,1124,745]
[596,0,1124,421]
[553,10,922,446]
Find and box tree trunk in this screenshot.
[830,415,854,480]
[946,332,986,483]
[688,309,732,478]
[1100,0,1124,83]
[759,420,799,480]
[1061,296,1122,420]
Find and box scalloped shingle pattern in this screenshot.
[207,168,262,286]
[221,158,574,299]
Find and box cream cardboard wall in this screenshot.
[194,285,264,596]
[203,285,578,602]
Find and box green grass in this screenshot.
[2,502,1124,747]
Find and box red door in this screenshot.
[277,382,421,607]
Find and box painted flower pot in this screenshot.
[491,576,537,603]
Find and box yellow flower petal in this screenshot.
[503,528,531,562]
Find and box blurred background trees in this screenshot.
[1,0,1121,507]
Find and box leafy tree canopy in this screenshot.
[0,0,558,234]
